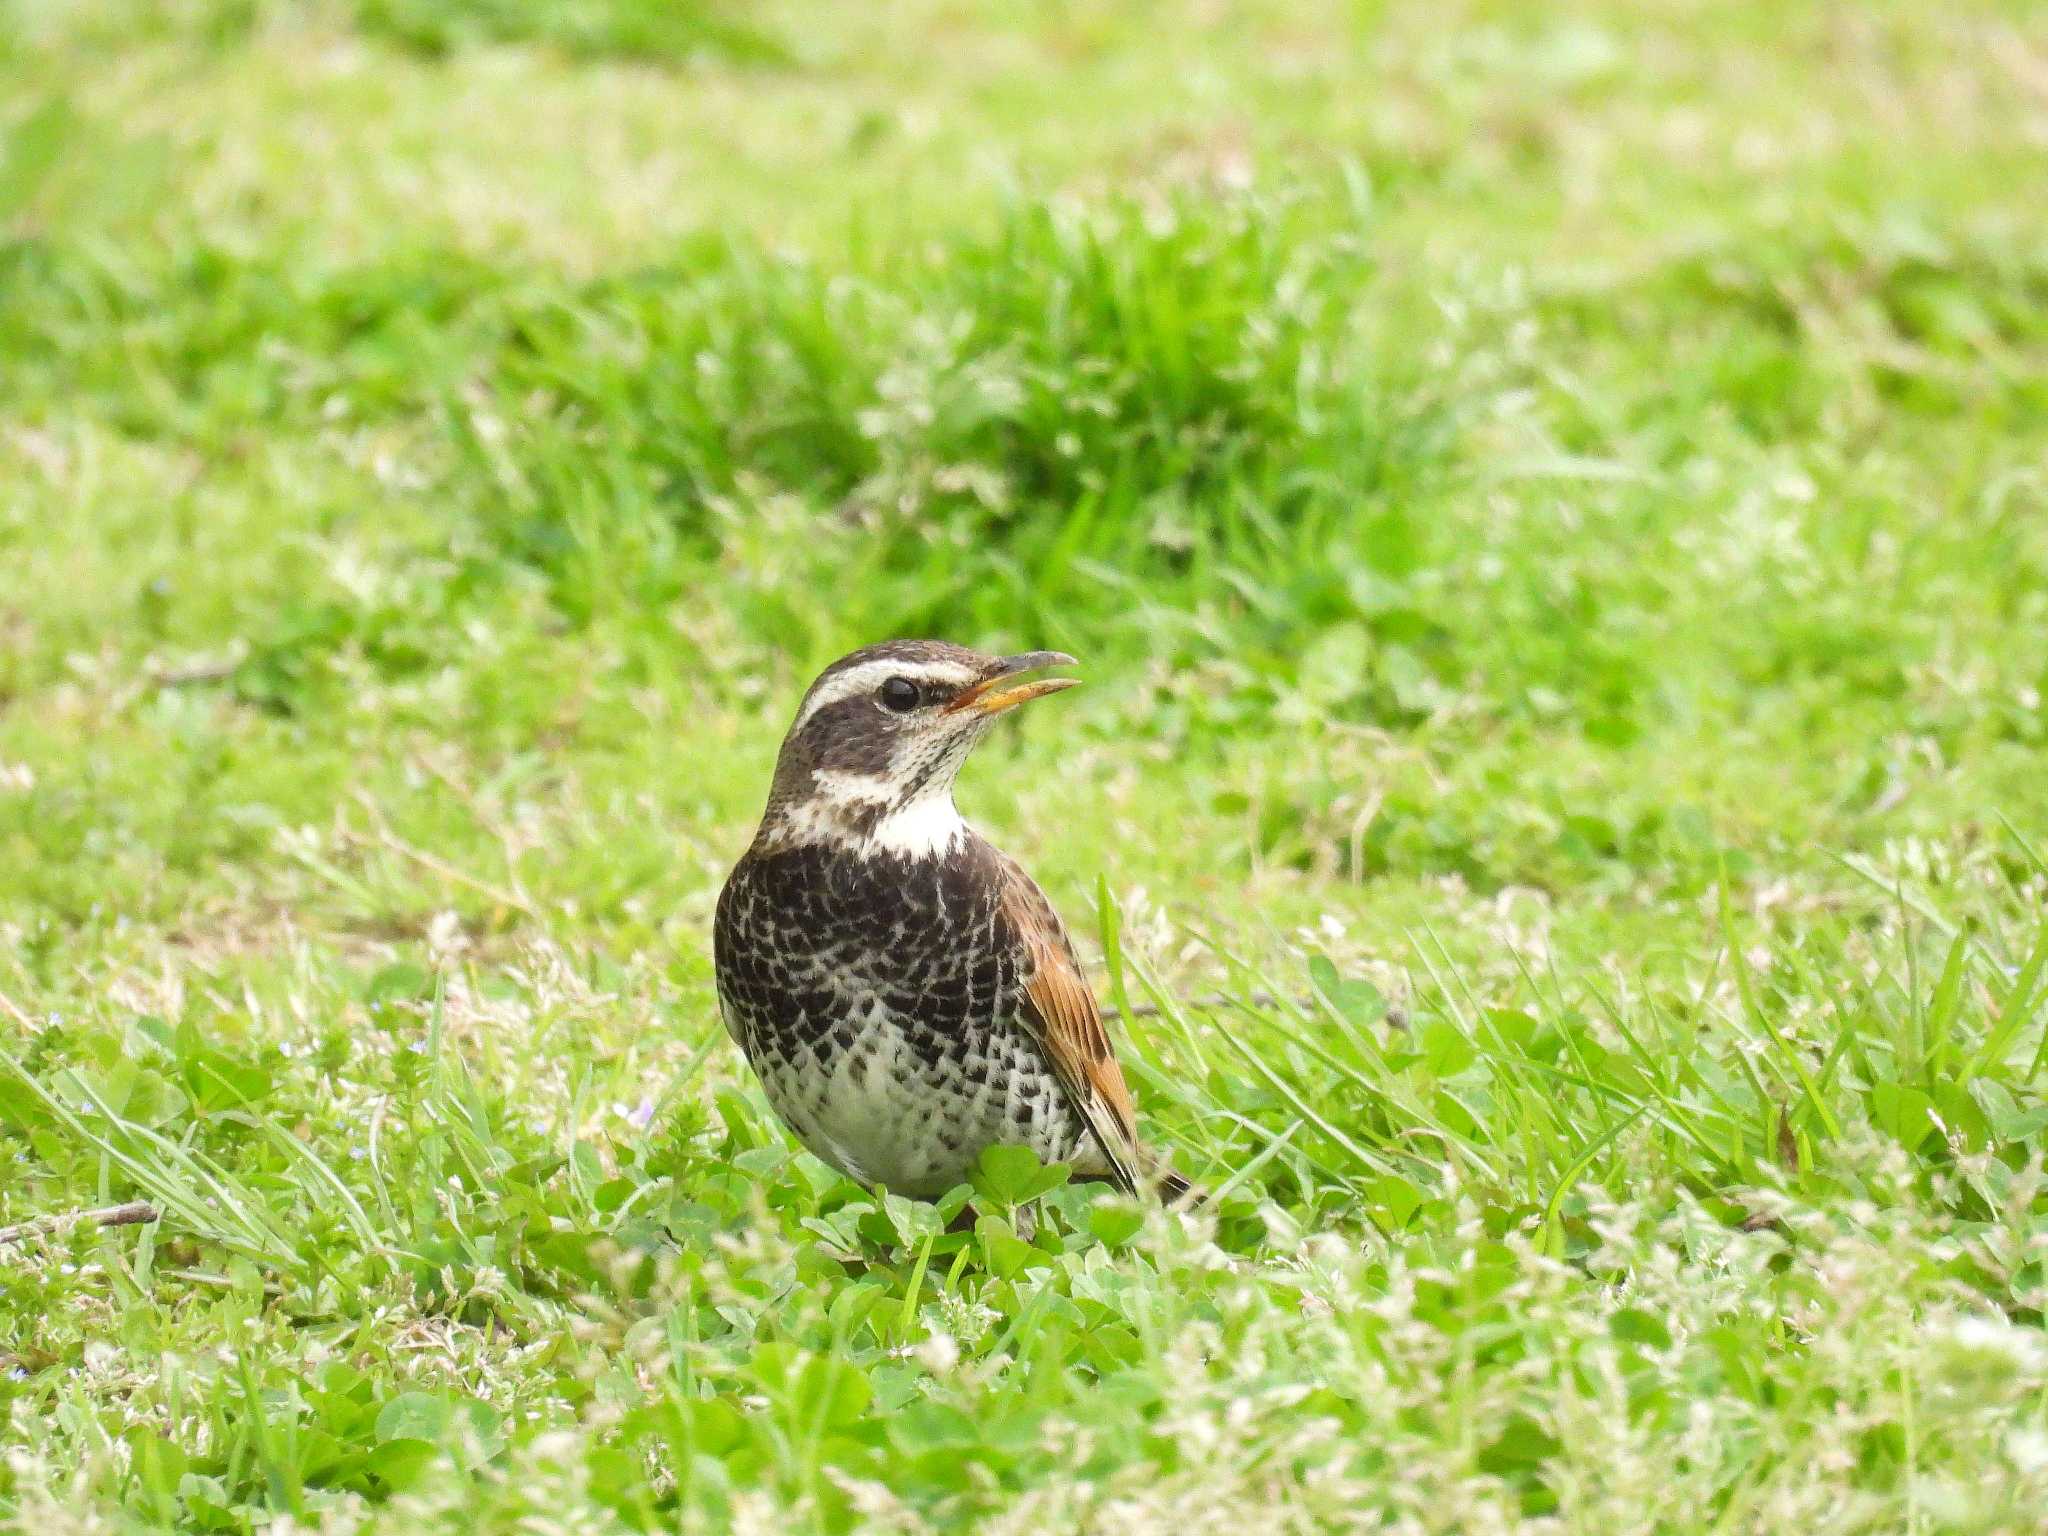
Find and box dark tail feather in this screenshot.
[1082,1155,1203,1206]
[1151,1163,1202,1207]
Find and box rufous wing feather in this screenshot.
[995,853,1145,1193]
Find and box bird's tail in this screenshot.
[1148,1160,1202,1207]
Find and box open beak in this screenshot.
[945,651,1080,717]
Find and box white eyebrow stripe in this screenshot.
[788,658,978,734]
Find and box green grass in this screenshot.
[4,0,2048,1530]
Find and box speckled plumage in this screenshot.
[714,837,1108,1196]
[712,639,1178,1202]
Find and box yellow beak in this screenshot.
[945,652,1080,717]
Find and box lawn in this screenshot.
[4,0,2047,1530]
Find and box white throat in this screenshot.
[763,768,969,859]
[865,791,966,858]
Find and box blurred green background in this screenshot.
[4,2,2047,1532]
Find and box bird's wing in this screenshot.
[710,873,752,1049]
[993,850,1144,1193]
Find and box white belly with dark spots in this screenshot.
[751,1005,1094,1198]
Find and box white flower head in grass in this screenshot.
[826,1467,929,1531]
[914,1327,959,1374]
[1927,1313,2047,1388]
[426,908,469,962]
[730,1489,798,1536]
[936,1292,1000,1351]
[2010,1427,2048,1476]
[1111,882,1175,966]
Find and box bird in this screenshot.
[713,639,1189,1207]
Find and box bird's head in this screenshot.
[756,640,1078,857]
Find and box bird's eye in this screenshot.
[878,677,921,713]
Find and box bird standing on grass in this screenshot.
[714,640,1188,1205]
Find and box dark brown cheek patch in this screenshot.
[798,698,901,779]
